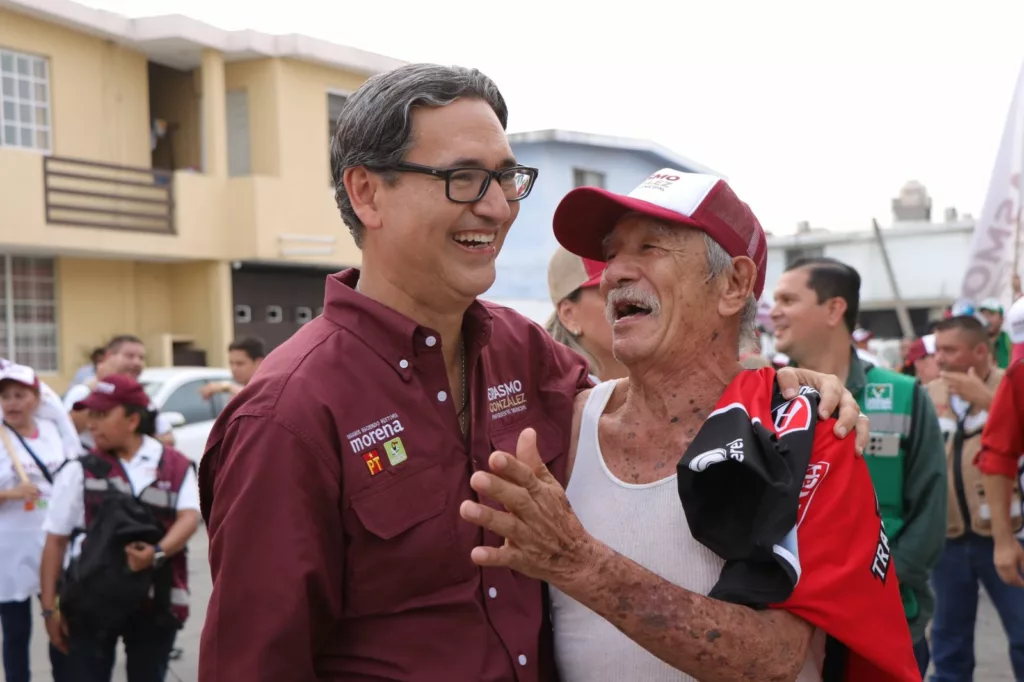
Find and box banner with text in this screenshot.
[962,61,1024,306]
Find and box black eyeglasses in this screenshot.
[385,161,538,204]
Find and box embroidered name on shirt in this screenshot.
[488,379,527,420]
[346,413,405,454]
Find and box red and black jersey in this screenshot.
[678,368,919,682]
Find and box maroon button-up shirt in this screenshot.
[198,269,591,682]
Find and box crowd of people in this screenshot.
[0,335,262,682]
[4,59,1024,682]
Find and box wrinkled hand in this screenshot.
[10,482,40,501]
[941,368,992,406]
[777,367,868,455]
[125,542,155,572]
[459,428,602,585]
[45,612,68,653]
[994,539,1024,588]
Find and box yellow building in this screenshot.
[0,0,405,391]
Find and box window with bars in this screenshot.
[0,49,51,152]
[0,255,59,372]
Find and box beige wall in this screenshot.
[53,257,231,392]
[1,12,368,267]
[0,9,150,167]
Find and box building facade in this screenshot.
[0,0,404,390]
[491,129,719,301]
[763,184,976,338]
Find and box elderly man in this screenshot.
[198,66,865,682]
[461,170,919,682]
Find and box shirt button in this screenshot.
[437,391,447,402]
[518,655,528,666]
[399,359,409,369]
[488,587,497,599]
[425,335,437,347]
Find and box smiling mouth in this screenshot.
[452,232,496,249]
[612,301,652,321]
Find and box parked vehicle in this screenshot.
[139,366,233,462]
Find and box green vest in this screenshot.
[857,365,917,617]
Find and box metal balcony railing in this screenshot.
[43,156,175,234]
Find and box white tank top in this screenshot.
[550,380,824,682]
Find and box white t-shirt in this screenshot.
[63,383,172,449]
[0,420,67,601]
[42,435,200,559]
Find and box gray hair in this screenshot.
[330,64,509,248]
[703,233,758,354]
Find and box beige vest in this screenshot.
[927,368,1022,538]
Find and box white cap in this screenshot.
[1007,297,1024,344]
[0,362,37,389]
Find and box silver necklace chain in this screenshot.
[357,277,468,436]
[458,341,468,436]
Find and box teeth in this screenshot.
[453,232,495,244]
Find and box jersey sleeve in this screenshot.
[772,422,920,682]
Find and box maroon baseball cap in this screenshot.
[73,374,150,412]
[553,169,768,298]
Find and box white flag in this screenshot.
[962,61,1024,305]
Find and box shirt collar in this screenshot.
[846,347,869,395]
[322,269,495,380]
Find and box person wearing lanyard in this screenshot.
[0,363,69,682]
[39,374,201,682]
[197,63,867,682]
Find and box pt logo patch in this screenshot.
[362,450,384,476]
[772,395,813,437]
[865,383,894,411]
[383,437,407,466]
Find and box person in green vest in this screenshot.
[770,256,947,678]
[979,298,1013,369]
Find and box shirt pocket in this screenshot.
[489,419,565,480]
[345,462,465,615]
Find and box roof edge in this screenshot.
[0,0,406,76]
[508,128,724,178]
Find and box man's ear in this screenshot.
[825,297,849,329]
[718,256,756,318]
[344,167,385,232]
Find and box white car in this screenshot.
[139,366,233,462]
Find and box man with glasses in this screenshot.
[196,63,864,682]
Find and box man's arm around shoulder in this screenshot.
[200,414,342,682]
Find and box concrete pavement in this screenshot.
[6,527,1019,681]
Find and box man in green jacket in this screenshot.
[771,257,947,677]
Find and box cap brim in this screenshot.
[580,270,602,289]
[73,394,119,412]
[553,187,703,262]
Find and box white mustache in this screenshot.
[605,285,662,323]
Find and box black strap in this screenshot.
[4,421,54,485]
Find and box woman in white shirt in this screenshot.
[0,363,70,682]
